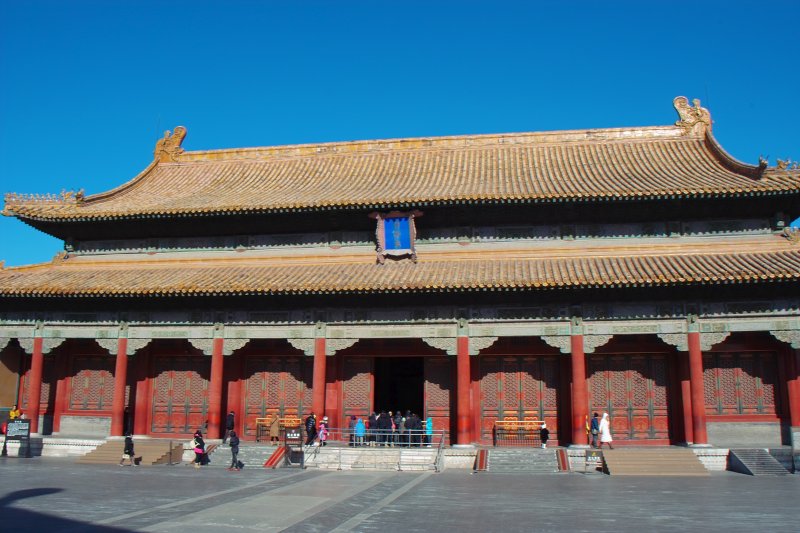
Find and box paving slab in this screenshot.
[0,456,797,532]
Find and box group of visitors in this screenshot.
[346,410,433,447]
[303,413,330,446]
[589,412,614,449]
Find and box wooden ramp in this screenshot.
[602,448,709,476]
[77,439,183,466]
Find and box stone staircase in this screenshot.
[77,439,183,466]
[206,443,279,469]
[486,448,560,473]
[303,445,438,471]
[729,449,791,476]
[602,448,708,476]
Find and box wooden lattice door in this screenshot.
[424,357,452,440]
[588,354,670,441]
[242,356,313,437]
[150,356,209,434]
[341,357,372,428]
[68,355,115,411]
[703,351,778,415]
[478,356,559,442]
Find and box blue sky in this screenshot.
[1,1,798,266]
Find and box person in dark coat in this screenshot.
[223,411,235,444]
[377,411,391,446]
[228,430,241,470]
[368,412,377,446]
[540,423,550,449]
[304,413,317,445]
[348,415,357,446]
[192,430,205,468]
[590,412,600,448]
[119,434,136,466]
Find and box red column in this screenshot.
[110,338,129,436]
[570,334,589,446]
[26,337,44,434]
[787,349,800,427]
[679,350,694,444]
[456,335,471,444]
[312,338,327,417]
[52,353,71,434]
[133,348,151,436]
[687,331,708,445]
[207,337,224,439]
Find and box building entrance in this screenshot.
[374,357,424,416]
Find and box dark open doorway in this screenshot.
[374,357,424,416]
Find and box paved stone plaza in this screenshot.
[0,457,796,532]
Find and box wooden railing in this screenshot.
[255,417,303,442]
[493,418,544,447]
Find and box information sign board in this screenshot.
[6,420,31,441]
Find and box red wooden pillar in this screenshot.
[133,347,151,436]
[687,331,708,445]
[312,338,327,417]
[679,350,694,444]
[110,338,129,436]
[570,333,589,446]
[52,351,71,434]
[207,337,224,439]
[26,336,44,434]
[225,353,243,436]
[787,348,800,428]
[456,335,471,444]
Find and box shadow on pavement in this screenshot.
[0,488,133,533]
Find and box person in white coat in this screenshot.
[598,412,614,449]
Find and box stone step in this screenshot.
[729,449,790,476]
[77,440,182,466]
[304,446,438,471]
[602,449,709,476]
[486,449,559,473]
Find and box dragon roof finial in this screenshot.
[673,96,712,135]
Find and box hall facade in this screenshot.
[1,97,799,449]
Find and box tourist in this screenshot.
[348,415,357,446]
[119,434,136,466]
[367,412,377,446]
[192,430,205,468]
[598,413,613,449]
[540,423,550,449]
[304,413,317,445]
[269,413,280,446]
[227,430,240,470]
[318,416,329,446]
[354,417,366,447]
[377,411,391,446]
[425,416,433,447]
[590,412,600,448]
[393,411,404,447]
[408,413,421,446]
[223,410,235,444]
[8,405,21,420]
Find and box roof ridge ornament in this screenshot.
[673,96,712,135]
[154,126,187,162]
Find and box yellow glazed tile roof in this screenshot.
[4,98,799,222]
[1,236,798,297]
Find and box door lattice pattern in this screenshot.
[479,356,559,442]
[69,356,114,411]
[588,354,669,441]
[424,357,452,440]
[150,356,209,434]
[703,351,778,415]
[341,357,372,428]
[242,356,313,437]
